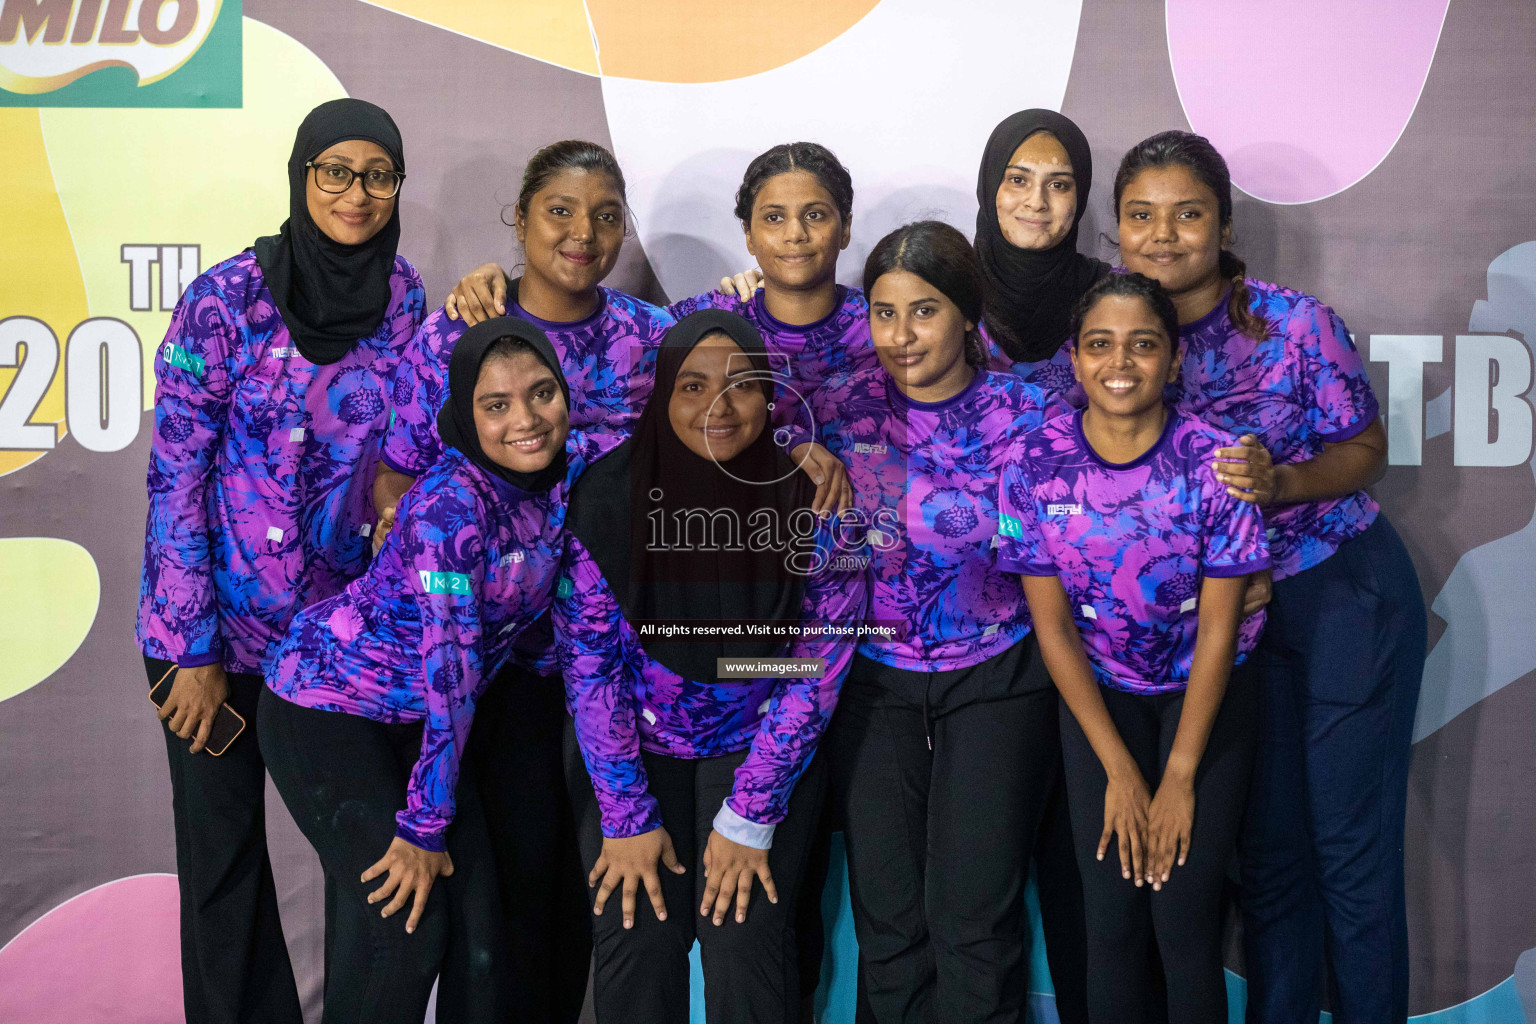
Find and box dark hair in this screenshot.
[733,142,854,225]
[1111,130,1268,341]
[1069,273,1181,351]
[482,334,538,365]
[863,220,989,367]
[501,139,628,228]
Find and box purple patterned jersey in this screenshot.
[981,321,1082,418]
[137,250,426,674]
[555,530,867,846]
[381,288,672,476]
[811,366,1049,671]
[998,409,1270,694]
[668,286,879,451]
[268,431,617,851]
[1175,280,1380,580]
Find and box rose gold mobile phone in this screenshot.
[149,664,247,756]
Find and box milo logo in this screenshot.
[0,0,241,106]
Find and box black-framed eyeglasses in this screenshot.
[305,160,406,199]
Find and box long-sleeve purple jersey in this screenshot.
[555,529,867,848]
[268,431,618,851]
[668,286,880,452]
[998,410,1270,694]
[381,290,671,477]
[811,366,1049,671]
[1174,281,1380,580]
[137,250,426,674]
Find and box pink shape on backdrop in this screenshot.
[1166,0,1449,204]
[0,874,184,1024]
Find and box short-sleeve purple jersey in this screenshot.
[1175,280,1380,580]
[268,431,618,851]
[555,528,867,847]
[668,286,879,451]
[998,409,1270,695]
[137,250,426,675]
[981,322,1082,418]
[811,365,1049,672]
[381,288,672,476]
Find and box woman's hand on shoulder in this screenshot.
[1212,434,1277,504]
[791,442,853,516]
[717,267,763,302]
[444,263,509,325]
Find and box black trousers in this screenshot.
[566,718,827,1024]
[1058,664,1258,1024]
[144,655,303,1024]
[1031,746,1091,1024]
[795,707,1088,1024]
[826,641,1061,1023]
[468,665,592,1023]
[258,690,507,1024]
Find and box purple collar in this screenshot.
[750,285,847,336]
[1075,405,1177,471]
[510,289,607,334]
[889,365,986,412]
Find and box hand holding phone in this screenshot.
[150,663,245,755]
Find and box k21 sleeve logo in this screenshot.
[0,0,241,107]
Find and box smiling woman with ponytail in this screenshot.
[1113,129,1427,1024]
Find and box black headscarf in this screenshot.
[254,98,405,365]
[437,316,570,492]
[974,109,1111,363]
[566,309,815,682]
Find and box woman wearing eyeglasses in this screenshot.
[136,98,424,1024]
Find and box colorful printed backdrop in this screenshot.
[2,2,1534,1022]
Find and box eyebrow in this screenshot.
[476,390,510,402]
[1005,164,1074,177]
[546,193,621,207]
[319,155,393,170]
[1081,327,1167,338]
[1123,198,1205,206]
[676,369,711,381]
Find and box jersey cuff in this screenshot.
[176,650,223,669]
[713,799,775,850]
[1202,555,1272,578]
[998,554,1056,576]
[393,821,448,853]
[1318,396,1380,443]
[779,424,814,454]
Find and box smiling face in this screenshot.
[514,167,626,298]
[472,348,570,474]
[743,169,850,292]
[304,139,397,246]
[869,269,975,399]
[1071,293,1180,418]
[1116,163,1231,302]
[668,333,769,464]
[994,130,1078,250]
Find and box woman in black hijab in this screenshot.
[557,310,867,1023]
[975,109,1111,404]
[137,97,423,1024]
[262,315,620,1023]
[254,97,411,363]
[973,108,1102,1024]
